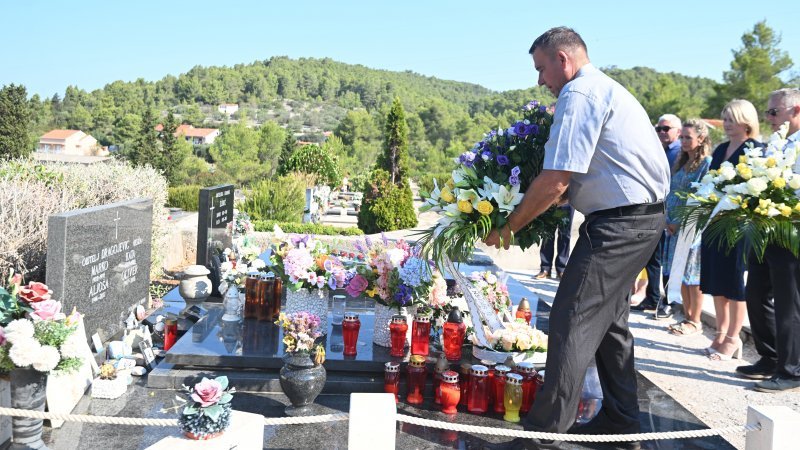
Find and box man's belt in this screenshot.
[590,201,665,217]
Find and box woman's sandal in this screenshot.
[669,320,702,336]
[703,331,725,355]
[708,334,743,361]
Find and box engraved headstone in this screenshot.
[196,184,234,298]
[46,198,153,342]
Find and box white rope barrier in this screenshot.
[395,414,760,442]
[0,407,759,443]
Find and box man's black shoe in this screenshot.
[736,358,776,380]
[754,375,800,393]
[630,298,658,311]
[652,304,673,320]
[568,412,641,449]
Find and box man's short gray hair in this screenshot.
[529,27,588,56]
[658,114,682,129]
[770,88,800,107]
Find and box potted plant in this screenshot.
[275,312,326,415]
[179,376,235,440]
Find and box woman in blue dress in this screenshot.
[701,99,763,361]
[663,119,712,336]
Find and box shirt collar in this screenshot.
[575,63,597,78]
[786,129,800,143]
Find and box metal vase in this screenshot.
[9,368,49,450]
[279,353,326,416]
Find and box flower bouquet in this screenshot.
[469,271,511,317]
[226,209,253,237]
[269,227,350,293]
[418,100,568,265]
[0,273,84,374]
[276,311,324,355]
[179,376,235,440]
[680,123,800,259]
[470,320,548,364]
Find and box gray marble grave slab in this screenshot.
[46,198,153,342]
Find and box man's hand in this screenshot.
[666,223,678,235]
[484,225,513,250]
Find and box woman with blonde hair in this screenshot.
[662,119,713,335]
[701,99,761,360]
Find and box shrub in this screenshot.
[281,144,342,187]
[0,158,169,282]
[239,175,306,223]
[357,169,417,234]
[252,220,364,236]
[167,185,201,211]
[417,172,452,196]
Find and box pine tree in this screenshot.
[0,84,32,159]
[128,108,161,168]
[277,131,297,175]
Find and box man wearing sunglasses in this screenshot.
[738,88,800,393]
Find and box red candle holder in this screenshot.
[516,362,537,414]
[439,370,460,415]
[467,364,490,414]
[459,362,471,407]
[411,314,432,356]
[389,315,408,357]
[406,355,427,405]
[342,312,360,356]
[493,365,512,414]
[384,362,400,403]
[163,317,178,351]
[481,360,497,412]
[442,307,466,361]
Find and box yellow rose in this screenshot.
[440,186,455,203]
[738,166,753,180]
[795,203,800,213]
[766,157,777,168]
[772,177,786,189]
[779,205,792,217]
[739,155,748,164]
[476,200,494,215]
[446,178,455,189]
[457,200,474,214]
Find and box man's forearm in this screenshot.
[506,170,571,233]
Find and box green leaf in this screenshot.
[183,405,198,416]
[218,393,233,404]
[214,376,229,390]
[204,404,223,422]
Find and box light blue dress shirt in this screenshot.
[543,64,671,215]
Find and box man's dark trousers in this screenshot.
[526,208,665,433]
[760,246,800,377]
[643,233,666,304]
[745,256,777,363]
[540,205,575,274]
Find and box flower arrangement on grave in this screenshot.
[276,311,324,356]
[470,320,548,354]
[178,376,235,440]
[679,122,800,259]
[218,256,266,295]
[344,235,447,311]
[226,209,253,237]
[469,271,511,316]
[417,100,568,266]
[0,272,84,374]
[268,226,349,292]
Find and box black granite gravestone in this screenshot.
[196,184,234,298]
[46,198,153,342]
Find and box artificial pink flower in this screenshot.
[30,300,62,320]
[0,327,5,346]
[191,378,223,407]
[19,282,52,303]
[345,274,368,297]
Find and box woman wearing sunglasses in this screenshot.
[701,99,762,361]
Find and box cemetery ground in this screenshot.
[30,194,799,450]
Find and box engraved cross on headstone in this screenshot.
[113,211,121,240]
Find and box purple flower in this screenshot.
[464,159,475,168]
[394,283,413,306]
[327,276,338,290]
[381,232,389,246]
[539,105,547,112]
[509,175,520,186]
[290,234,311,248]
[365,236,373,248]
[481,150,493,161]
[496,154,509,166]
[531,124,539,135]
[511,166,521,177]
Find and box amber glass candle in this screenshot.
[406,355,427,405]
[257,274,274,322]
[467,365,489,414]
[342,312,360,356]
[244,274,259,319]
[271,276,283,320]
[493,365,511,414]
[503,373,523,423]
[384,362,400,403]
[439,370,460,415]
[389,315,408,357]
[411,314,431,356]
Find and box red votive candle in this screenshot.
[439,370,460,415]
[163,317,178,351]
[467,364,490,414]
[515,297,533,324]
[516,362,537,414]
[459,362,471,407]
[411,313,432,356]
[442,307,466,361]
[389,315,408,357]
[406,355,427,405]
[493,365,512,414]
[384,362,400,403]
[342,312,360,356]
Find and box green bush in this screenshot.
[239,175,306,223]
[417,172,452,196]
[281,144,342,187]
[357,169,417,234]
[167,185,201,211]
[253,220,364,236]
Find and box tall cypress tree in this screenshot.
[159,111,185,185]
[128,108,161,168]
[0,84,32,159]
[377,97,410,186]
[277,131,297,175]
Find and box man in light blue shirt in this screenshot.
[486,26,669,449]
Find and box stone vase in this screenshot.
[372,303,414,347]
[284,288,328,336]
[179,265,212,305]
[279,353,327,416]
[9,367,49,450]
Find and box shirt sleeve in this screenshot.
[543,90,605,174]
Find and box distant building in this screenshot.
[35,130,111,164]
[156,124,220,145]
[218,103,239,117]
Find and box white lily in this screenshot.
[493,184,524,214]
[458,188,480,207]
[478,176,501,200]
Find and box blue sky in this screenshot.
[2,1,799,98]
